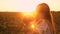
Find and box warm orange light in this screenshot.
[22,12,33,17]
[21,11,37,18]
[30,21,36,30]
[31,24,35,29]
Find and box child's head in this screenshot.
[36,3,51,21]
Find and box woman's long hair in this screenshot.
[36,3,56,34]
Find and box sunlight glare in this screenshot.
[21,11,37,18]
[0,0,43,12]
[31,24,35,29]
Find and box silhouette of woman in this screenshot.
[35,3,56,34]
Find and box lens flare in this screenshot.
[31,24,35,29]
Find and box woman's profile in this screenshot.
[35,3,56,34]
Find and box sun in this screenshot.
[21,10,37,19]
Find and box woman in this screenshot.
[35,3,56,34]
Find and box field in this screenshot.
[0,11,60,34]
[52,11,60,34]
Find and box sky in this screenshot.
[0,0,60,12]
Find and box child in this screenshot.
[35,3,56,34]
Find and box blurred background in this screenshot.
[0,11,60,34]
[0,0,60,34]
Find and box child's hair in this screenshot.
[36,3,56,34]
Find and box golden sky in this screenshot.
[0,0,60,12]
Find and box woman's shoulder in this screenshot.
[37,19,50,30]
[37,19,50,25]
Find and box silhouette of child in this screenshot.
[35,3,56,34]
